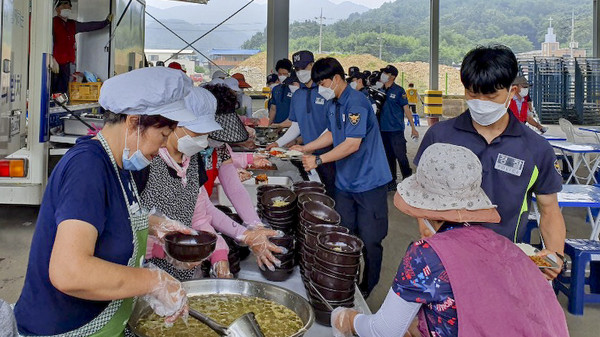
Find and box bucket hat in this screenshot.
[395,143,500,223]
[232,73,251,88]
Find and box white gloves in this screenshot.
[331,307,359,337]
[143,264,188,324]
[237,228,286,271]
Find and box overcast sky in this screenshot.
[149,0,389,10]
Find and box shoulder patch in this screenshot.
[349,113,360,126]
[554,159,562,175]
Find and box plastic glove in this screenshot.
[149,211,198,242]
[143,264,188,324]
[331,307,360,337]
[237,228,286,271]
[211,260,233,279]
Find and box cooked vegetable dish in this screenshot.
[529,255,552,268]
[136,294,304,337]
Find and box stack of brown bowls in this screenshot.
[309,232,364,325]
[293,181,326,198]
[297,192,335,213]
[298,201,341,284]
[256,185,290,218]
[259,188,298,235]
[260,234,296,282]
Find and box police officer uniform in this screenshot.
[415,111,562,242]
[326,85,392,295]
[379,71,412,184]
[270,83,293,123]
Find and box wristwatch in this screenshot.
[556,252,567,270]
[315,155,323,167]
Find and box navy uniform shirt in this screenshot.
[270,84,293,123]
[380,83,409,132]
[414,111,563,242]
[327,86,392,193]
[289,82,331,154]
[14,136,136,335]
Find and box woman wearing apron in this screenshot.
[331,144,568,337]
[135,86,284,280]
[14,68,197,336]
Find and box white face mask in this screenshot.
[318,79,337,101]
[380,73,390,83]
[278,75,288,83]
[467,90,512,126]
[297,69,312,84]
[349,81,358,90]
[288,85,300,94]
[269,83,277,89]
[59,9,72,19]
[375,81,384,89]
[176,131,209,157]
[519,88,529,97]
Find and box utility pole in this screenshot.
[569,10,576,58]
[315,8,327,54]
[378,25,383,59]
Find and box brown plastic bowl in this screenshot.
[164,231,217,262]
[269,235,295,250]
[313,262,357,281]
[317,232,364,255]
[257,184,290,196]
[302,201,341,224]
[298,192,335,209]
[294,186,326,196]
[311,281,355,302]
[293,181,325,190]
[260,189,297,211]
[316,247,361,266]
[305,224,349,248]
[273,251,296,265]
[310,268,356,290]
[314,255,360,275]
[260,266,294,282]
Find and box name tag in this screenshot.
[287,92,293,98]
[390,94,396,99]
[315,98,325,105]
[495,153,525,176]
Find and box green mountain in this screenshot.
[242,0,592,65]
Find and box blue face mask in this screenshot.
[122,125,151,171]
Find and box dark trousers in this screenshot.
[381,130,412,183]
[334,184,388,296]
[316,162,336,199]
[51,62,72,94]
[409,104,416,114]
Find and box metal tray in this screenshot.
[516,243,560,269]
[128,279,314,337]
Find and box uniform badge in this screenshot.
[494,153,525,176]
[390,94,397,99]
[349,113,360,125]
[554,159,562,175]
[315,97,325,105]
[287,92,293,98]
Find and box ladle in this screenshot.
[188,309,265,337]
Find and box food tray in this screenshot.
[516,243,560,269]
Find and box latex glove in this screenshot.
[237,228,286,271]
[211,260,233,278]
[331,307,360,337]
[149,213,198,242]
[143,264,188,324]
[266,142,279,150]
[165,254,203,270]
[253,157,272,168]
[289,144,305,153]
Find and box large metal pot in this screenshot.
[128,279,314,337]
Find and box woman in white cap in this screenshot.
[14,67,198,335]
[134,87,284,281]
[331,143,568,337]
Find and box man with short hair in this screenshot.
[52,0,112,94]
[415,45,566,280]
[299,57,392,296]
[406,83,422,114]
[378,65,419,190]
[269,58,295,125]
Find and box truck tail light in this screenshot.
[0,158,27,177]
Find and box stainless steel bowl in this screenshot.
[128,279,314,337]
